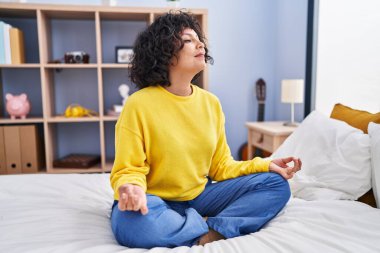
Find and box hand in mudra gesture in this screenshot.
[118,183,149,215]
[269,157,302,180]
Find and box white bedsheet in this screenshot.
[1,173,380,253]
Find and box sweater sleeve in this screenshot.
[110,99,150,200]
[208,101,271,182]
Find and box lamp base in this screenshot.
[283,121,299,127]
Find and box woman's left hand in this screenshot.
[269,157,302,180]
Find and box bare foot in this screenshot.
[198,228,225,246]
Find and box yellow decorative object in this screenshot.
[64,104,98,117]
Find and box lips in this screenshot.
[195,53,205,57]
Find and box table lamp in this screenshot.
[281,79,304,126]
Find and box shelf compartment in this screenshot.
[44,68,99,118]
[0,68,43,119]
[47,122,101,172]
[39,10,97,64]
[99,18,147,64]
[0,13,40,64]
[102,68,137,116]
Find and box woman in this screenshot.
[110,10,301,249]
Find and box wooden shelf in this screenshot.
[99,11,149,21]
[42,64,131,69]
[0,64,40,68]
[0,7,36,18]
[47,116,100,123]
[102,116,119,121]
[41,10,95,19]
[102,63,131,68]
[44,64,98,69]
[0,117,44,124]
[0,3,208,175]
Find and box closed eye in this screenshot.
[183,39,192,43]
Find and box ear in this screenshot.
[5,93,13,101]
[20,93,27,101]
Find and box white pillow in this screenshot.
[368,122,380,208]
[271,110,371,200]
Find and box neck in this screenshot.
[166,71,195,96]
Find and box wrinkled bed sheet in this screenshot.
[1,173,380,253]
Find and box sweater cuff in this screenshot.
[251,157,272,173]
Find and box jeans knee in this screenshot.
[243,172,286,190]
[268,172,290,188]
[270,173,291,200]
[111,207,134,247]
[111,210,161,248]
[245,173,291,204]
[111,201,163,248]
[111,197,194,249]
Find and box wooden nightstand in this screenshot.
[245,122,297,159]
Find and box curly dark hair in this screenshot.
[129,10,213,89]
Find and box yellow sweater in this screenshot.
[110,84,271,201]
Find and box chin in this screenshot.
[196,63,206,72]
[184,63,206,75]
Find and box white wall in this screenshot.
[315,0,380,115]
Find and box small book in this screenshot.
[3,23,12,64]
[0,22,6,64]
[53,154,100,168]
[10,27,25,64]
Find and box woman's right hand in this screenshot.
[118,183,149,215]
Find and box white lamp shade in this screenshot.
[281,79,304,103]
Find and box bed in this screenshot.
[0,173,379,253]
[1,110,380,253]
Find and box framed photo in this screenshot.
[115,46,133,64]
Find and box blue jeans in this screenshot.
[111,172,290,248]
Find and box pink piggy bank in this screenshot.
[5,93,31,119]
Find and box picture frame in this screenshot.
[115,46,134,64]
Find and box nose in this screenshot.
[197,40,204,49]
